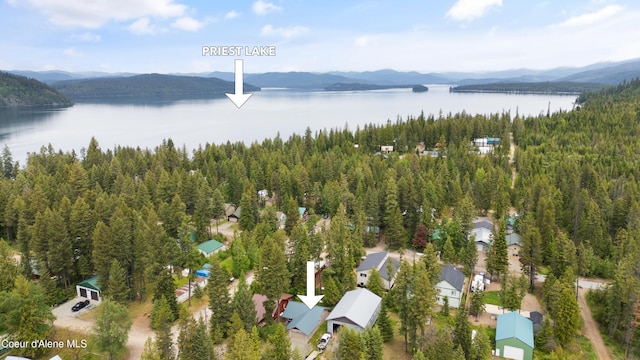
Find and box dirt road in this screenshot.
[578,288,612,360]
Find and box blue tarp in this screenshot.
[195,269,210,277]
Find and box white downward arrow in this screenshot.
[225,59,253,108]
[298,261,324,309]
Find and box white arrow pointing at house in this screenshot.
[298,261,324,309]
[225,59,253,108]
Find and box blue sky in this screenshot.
[1,0,639,73]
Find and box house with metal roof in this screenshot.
[356,252,400,290]
[495,312,534,360]
[470,227,493,251]
[196,239,224,257]
[280,301,327,336]
[436,264,465,308]
[326,288,382,333]
[298,207,309,222]
[506,233,522,256]
[76,275,102,302]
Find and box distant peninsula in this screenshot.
[53,74,261,102]
[325,83,428,92]
[450,81,606,95]
[0,71,73,107]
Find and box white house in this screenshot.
[356,252,400,290]
[436,264,465,308]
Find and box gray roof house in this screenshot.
[469,227,492,251]
[326,288,382,333]
[436,264,466,308]
[280,301,327,336]
[356,252,400,290]
[473,219,494,231]
[506,233,523,256]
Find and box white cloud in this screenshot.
[20,0,187,28]
[446,0,502,22]
[252,0,282,16]
[225,10,240,19]
[63,47,81,56]
[354,35,379,48]
[171,16,204,31]
[261,24,308,39]
[71,32,102,42]
[556,5,622,27]
[128,17,158,35]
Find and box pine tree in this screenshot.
[337,327,363,360]
[105,258,130,304]
[490,218,509,280]
[442,236,457,264]
[211,188,226,234]
[208,257,232,340]
[520,219,542,291]
[232,277,257,332]
[376,302,394,342]
[366,267,385,297]
[226,327,260,360]
[0,275,55,359]
[453,307,472,358]
[554,286,580,346]
[470,289,486,319]
[92,220,113,290]
[154,270,179,320]
[284,197,300,234]
[362,325,384,360]
[384,169,406,248]
[150,296,175,359]
[262,323,291,360]
[321,275,341,306]
[460,237,478,276]
[289,223,311,294]
[470,326,492,360]
[256,236,289,323]
[239,181,258,231]
[94,300,132,360]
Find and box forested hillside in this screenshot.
[0,71,73,107]
[53,73,260,101]
[0,79,639,358]
[451,81,605,95]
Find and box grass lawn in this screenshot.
[484,290,501,306]
[40,327,98,360]
[383,312,413,360]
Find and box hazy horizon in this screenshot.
[1,1,639,74]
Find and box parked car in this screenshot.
[317,333,331,351]
[71,299,90,312]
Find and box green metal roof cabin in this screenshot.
[76,275,102,302]
[196,239,224,257]
[495,312,534,360]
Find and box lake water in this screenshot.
[0,85,576,163]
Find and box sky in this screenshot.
[1,0,640,74]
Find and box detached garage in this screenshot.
[495,312,534,360]
[326,288,381,333]
[76,275,102,302]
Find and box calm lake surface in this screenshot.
[0,85,576,163]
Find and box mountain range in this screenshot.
[9,58,640,89]
[4,58,640,104]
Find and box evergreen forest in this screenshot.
[0,79,639,359]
